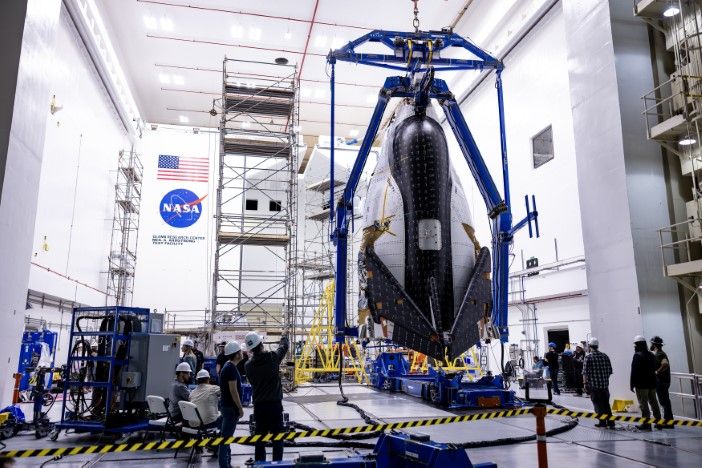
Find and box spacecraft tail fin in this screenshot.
[448,247,492,359]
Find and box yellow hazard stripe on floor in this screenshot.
[1,407,699,458]
[545,407,702,427]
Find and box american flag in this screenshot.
[157,155,209,182]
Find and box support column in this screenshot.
[563,0,689,398]
[0,0,61,403]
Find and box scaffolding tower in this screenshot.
[107,149,142,306]
[212,57,299,339]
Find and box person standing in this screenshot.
[215,341,227,376]
[582,337,615,428]
[169,362,192,423]
[650,336,673,426]
[192,339,205,373]
[631,335,662,431]
[218,341,244,468]
[181,339,197,376]
[245,332,289,462]
[573,344,585,396]
[544,342,561,395]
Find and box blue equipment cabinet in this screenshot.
[18,330,57,391]
[57,306,152,434]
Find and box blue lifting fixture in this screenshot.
[327,29,539,349]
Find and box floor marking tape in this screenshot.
[1,406,698,458]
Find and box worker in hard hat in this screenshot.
[169,362,192,423]
[572,344,586,396]
[181,338,197,382]
[189,369,221,429]
[650,336,673,425]
[218,341,244,468]
[544,342,561,395]
[215,341,228,376]
[582,337,615,428]
[630,335,662,430]
[245,331,289,462]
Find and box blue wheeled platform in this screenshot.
[254,432,496,467]
[369,352,516,410]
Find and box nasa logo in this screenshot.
[159,188,207,228]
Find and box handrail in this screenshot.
[669,372,702,419]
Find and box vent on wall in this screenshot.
[532,126,554,169]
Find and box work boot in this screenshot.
[636,423,652,431]
[594,421,608,428]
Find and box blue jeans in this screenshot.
[219,406,239,468]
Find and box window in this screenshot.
[532,126,554,169]
[269,200,282,212]
[245,199,258,211]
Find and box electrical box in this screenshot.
[149,313,164,333]
[686,200,701,240]
[128,334,180,403]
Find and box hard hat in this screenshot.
[224,341,241,356]
[90,341,98,348]
[548,342,556,348]
[633,335,646,343]
[588,337,599,347]
[651,336,664,346]
[245,332,263,350]
[196,369,210,380]
[183,339,194,347]
[176,362,192,373]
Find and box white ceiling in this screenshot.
[96,0,543,138]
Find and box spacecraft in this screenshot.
[358,100,492,361]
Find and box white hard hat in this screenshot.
[588,337,599,347]
[176,362,192,373]
[633,335,646,343]
[183,339,194,347]
[196,369,210,380]
[224,341,241,356]
[245,332,263,350]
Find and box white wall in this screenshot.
[132,126,218,327]
[443,6,591,367]
[28,9,130,309]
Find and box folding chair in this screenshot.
[178,401,219,464]
[146,395,180,441]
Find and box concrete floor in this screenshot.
[3,384,701,467]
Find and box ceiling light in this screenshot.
[241,121,251,129]
[172,75,184,85]
[231,25,244,39]
[179,115,189,123]
[314,35,328,49]
[275,57,289,65]
[249,27,262,41]
[158,73,171,84]
[663,6,680,17]
[314,88,326,99]
[284,31,292,40]
[349,129,360,137]
[301,88,312,98]
[143,16,157,30]
[679,137,697,146]
[159,17,174,31]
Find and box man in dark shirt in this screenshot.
[245,332,289,462]
[630,335,661,431]
[650,336,673,425]
[192,340,205,373]
[544,342,560,395]
[218,341,244,468]
[573,344,585,396]
[215,341,227,376]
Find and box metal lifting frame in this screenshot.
[327,30,539,344]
